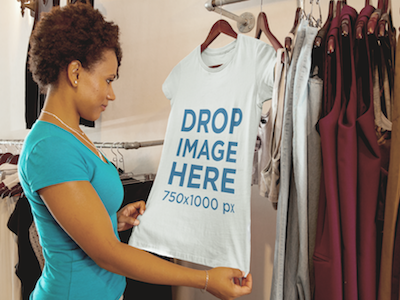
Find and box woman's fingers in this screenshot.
[117,201,146,231]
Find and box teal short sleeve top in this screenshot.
[18,121,126,300]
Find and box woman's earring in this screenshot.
[74,81,78,84]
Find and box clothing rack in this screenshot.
[0,139,164,150]
[205,0,255,33]
[0,139,24,145]
[0,139,161,183]
[94,140,164,150]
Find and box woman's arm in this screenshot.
[39,181,252,300]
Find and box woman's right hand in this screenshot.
[206,267,252,300]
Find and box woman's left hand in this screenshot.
[117,201,146,232]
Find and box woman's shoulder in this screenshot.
[25,120,76,148]
[21,121,83,164]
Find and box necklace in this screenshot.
[42,110,103,160]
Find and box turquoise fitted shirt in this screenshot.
[18,121,126,300]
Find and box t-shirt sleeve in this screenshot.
[162,63,182,101]
[256,43,276,105]
[24,136,91,194]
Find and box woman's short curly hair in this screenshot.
[29,2,122,91]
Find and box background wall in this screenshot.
[1,0,399,299]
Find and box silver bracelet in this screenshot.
[204,270,209,291]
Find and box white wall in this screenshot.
[1,1,399,299]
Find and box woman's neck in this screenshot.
[39,85,81,131]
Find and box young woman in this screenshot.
[18,2,252,300]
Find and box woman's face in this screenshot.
[76,49,119,121]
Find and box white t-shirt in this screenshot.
[129,34,275,274]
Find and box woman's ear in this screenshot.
[67,60,82,88]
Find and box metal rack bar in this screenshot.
[94,140,164,150]
[0,140,24,145]
[205,0,255,33]
[212,0,247,5]
[0,139,164,150]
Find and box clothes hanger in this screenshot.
[6,154,19,165]
[378,0,391,37]
[306,0,323,28]
[367,0,385,34]
[4,144,19,165]
[0,186,10,199]
[0,153,13,165]
[200,19,237,53]
[327,0,344,54]
[339,0,350,37]
[254,0,282,50]
[120,172,156,185]
[355,0,375,39]
[109,142,124,175]
[1,184,23,199]
[355,19,369,41]
[314,0,334,48]
[285,7,302,51]
[341,19,350,37]
[116,143,126,174]
[254,12,283,51]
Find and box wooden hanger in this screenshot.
[285,7,302,51]
[341,19,350,37]
[0,153,13,165]
[378,0,391,37]
[254,12,283,51]
[356,20,364,39]
[327,0,344,54]
[356,16,368,40]
[314,0,334,48]
[340,0,351,37]
[201,19,237,53]
[367,11,380,34]
[8,154,19,165]
[367,0,386,34]
[355,0,375,39]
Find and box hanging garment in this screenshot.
[252,132,260,185]
[129,34,276,274]
[0,196,20,300]
[306,5,330,296]
[0,164,21,300]
[306,40,324,300]
[354,5,381,300]
[372,38,392,132]
[259,47,287,209]
[333,4,359,298]
[285,20,318,300]
[313,13,343,300]
[270,22,301,300]
[391,204,400,300]
[7,196,42,300]
[270,18,318,300]
[336,6,359,300]
[379,32,400,300]
[254,112,269,186]
[368,12,395,294]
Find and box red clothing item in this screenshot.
[313,14,343,300]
